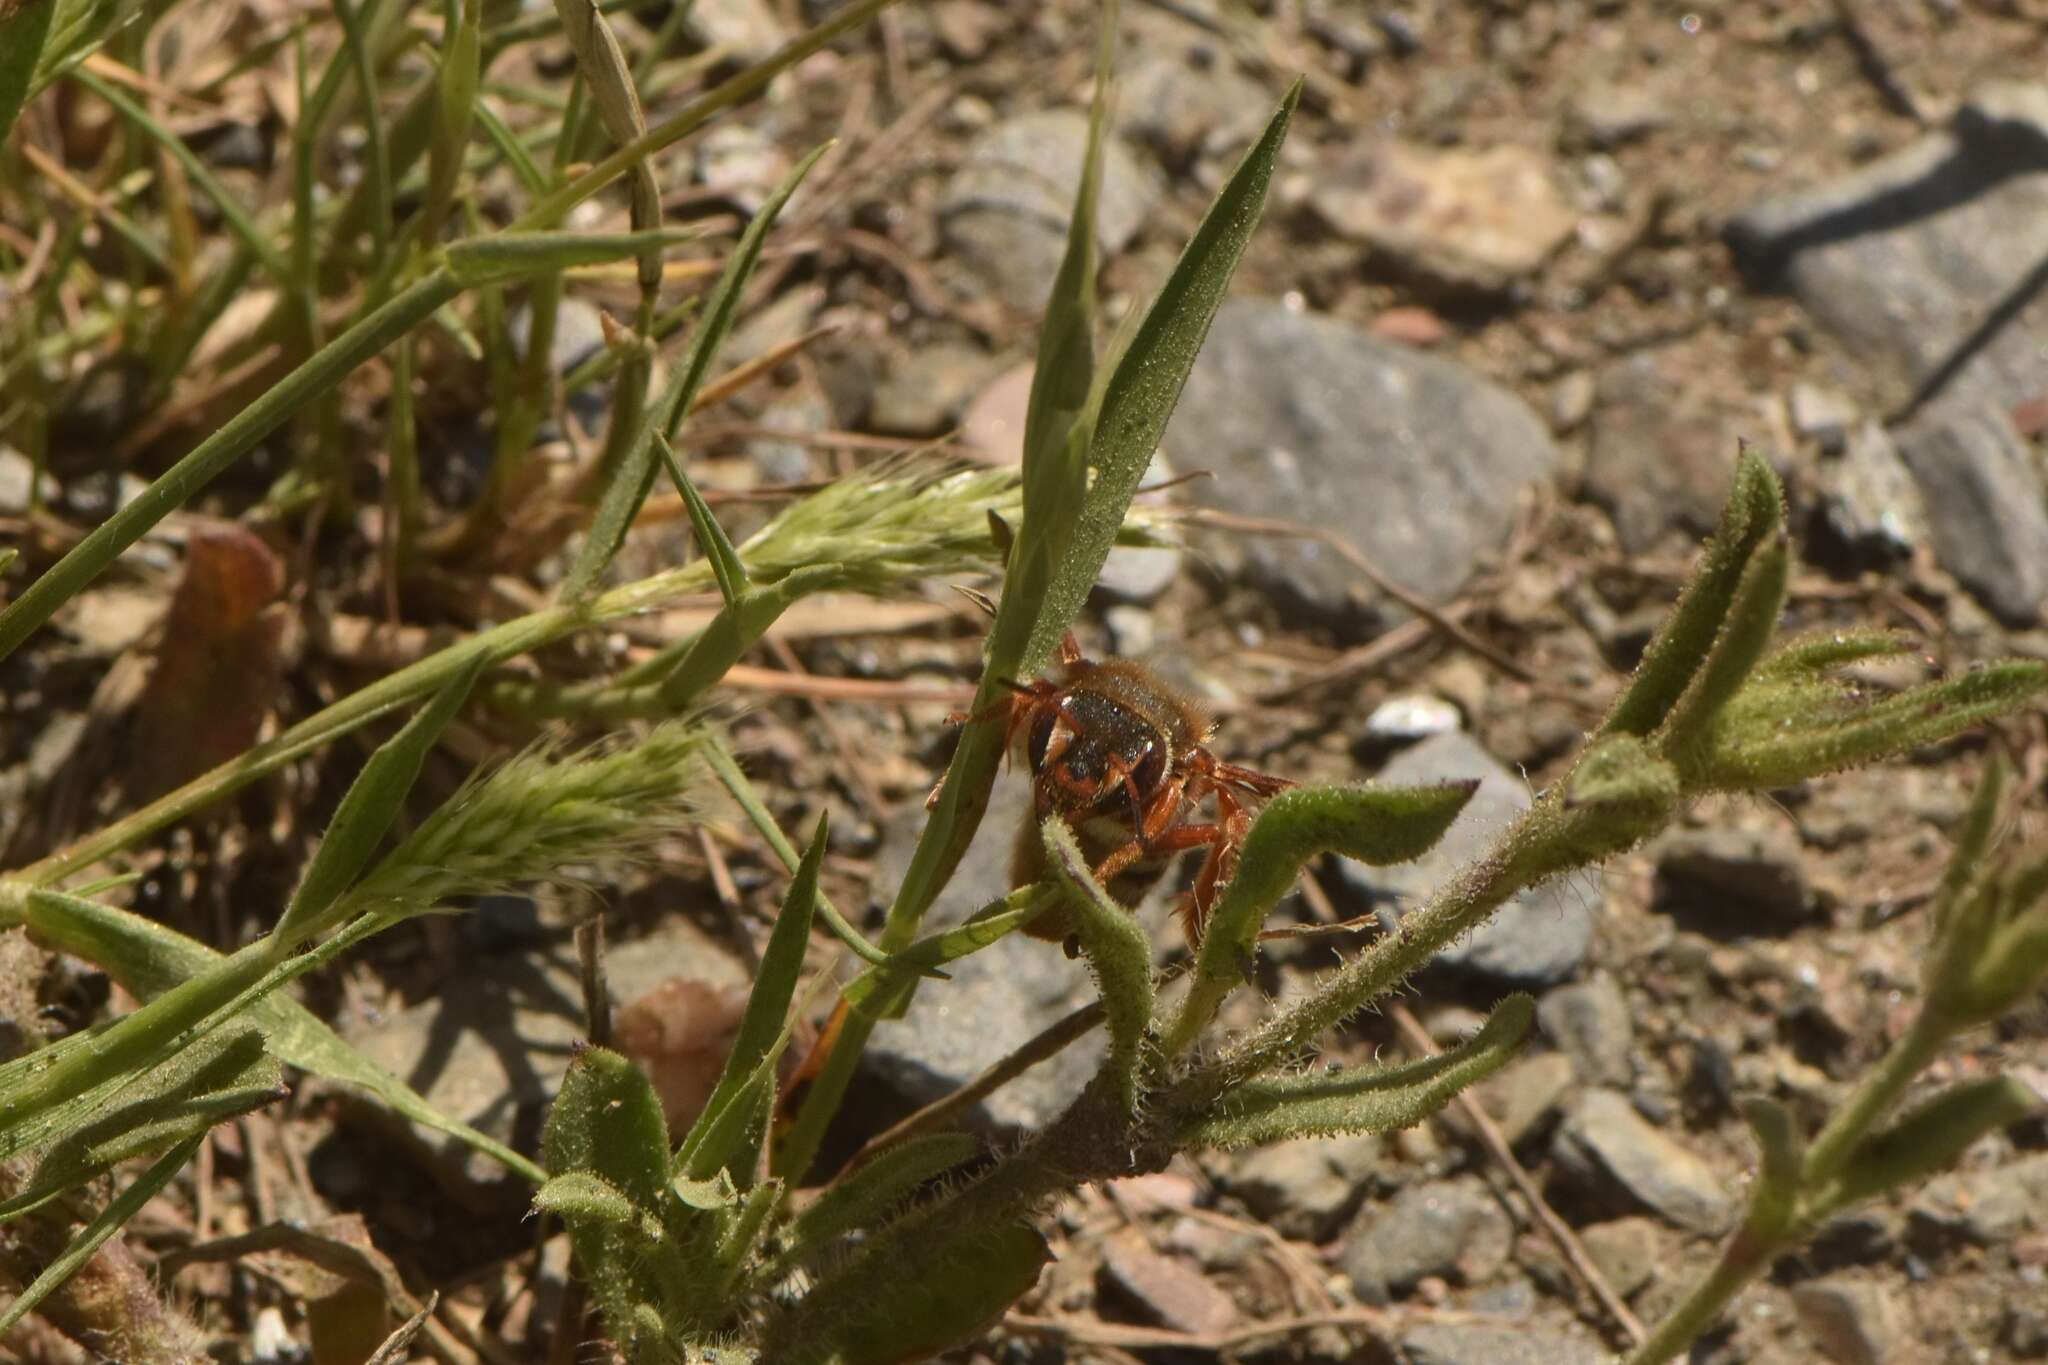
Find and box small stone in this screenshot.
[0,446,55,514]
[868,343,1002,436]
[1364,694,1463,745]
[1578,1217,1662,1299]
[1550,371,1596,433]
[960,362,1036,464]
[1172,299,1559,631]
[1551,1089,1733,1233]
[339,922,749,1207]
[1308,140,1577,292]
[2006,1303,2048,1357]
[1655,826,1813,931]
[1369,306,1450,347]
[1224,1134,1381,1241]
[1792,1275,1904,1365]
[1725,83,2048,415]
[1585,346,1768,552]
[1102,604,1156,657]
[929,0,1000,60]
[1537,976,1635,1087]
[1395,1323,1609,1365]
[683,0,789,63]
[1815,420,1928,568]
[1098,1230,1237,1335]
[1118,49,1269,164]
[695,123,791,215]
[1469,1050,1574,1147]
[865,777,1108,1130]
[942,110,1162,312]
[1895,403,2048,627]
[1097,545,1182,603]
[1913,1151,2048,1244]
[1567,81,1670,149]
[1789,383,1858,454]
[1339,731,1594,987]
[1338,1177,1513,1304]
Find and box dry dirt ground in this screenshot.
[8,0,2048,1361]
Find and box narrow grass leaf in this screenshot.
[0,0,57,141]
[838,887,1047,1008]
[274,656,484,948]
[2,1027,280,1225]
[562,142,830,598]
[1042,816,1153,1114]
[1022,79,1299,673]
[678,815,825,1180]
[23,888,544,1183]
[444,226,701,286]
[0,1133,206,1340]
[1173,994,1533,1148]
[656,432,748,608]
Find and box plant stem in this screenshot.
[1623,1226,1776,1365]
[1800,1016,1944,1190]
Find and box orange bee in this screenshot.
[994,634,1295,948]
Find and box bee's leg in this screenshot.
[1090,774,1190,885]
[1058,631,1086,666]
[1180,787,1254,948]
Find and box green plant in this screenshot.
[3,2,2045,1362]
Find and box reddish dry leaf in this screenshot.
[129,522,288,801]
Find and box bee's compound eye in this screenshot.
[1131,745,1166,799]
[1027,707,1059,770]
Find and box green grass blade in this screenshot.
[0,0,59,144]
[0,268,462,664]
[21,888,545,1182]
[273,657,484,948]
[1022,79,1300,672]
[0,1134,206,1340]
[656,432,749,608]
[676,815,826,1181]
[561,142,829,598]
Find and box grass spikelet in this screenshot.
[339,723,713,919]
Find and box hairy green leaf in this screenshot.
[1827,1075,2039,1212]
[544,1046,671,1207]
[1042,816,1154,1115]
[1740,1097,1804,1236]
[534,1170,653,1233]
[775,1133,982,1276]
[1658,531,1791,776]
[1174,994,1533,1148]
[1603,447,1785,738]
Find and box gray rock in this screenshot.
[1118,49,1269,164]
[1171,299,1560,630]
[1102,604,1156,657]
[941,110,1162,312]
[1793,1275,1904,1365]
[0,446,55,516]
[1913,1151,2048,1243]
[1655,826,1813,929]
[1789,383,1857,454]
[1585,347,1766,552]
[1338,731,1595,987]
[1224,1134,1382,1241]
[339,921,748,1207]
[867,343,1003,436]
[1816,420,1928,567]
[1097,545,1183,603]
[1567,81,1670,150]
[694,122,790,215]
[683,0,788,63]
[510,297,608,378]
[1537,976,1635,1087]
[1098,1230,1236,1334]
[1396,1323,1610,1365]
[1725,83,2048,415]
[1895,404,2048,626]
[1338,1177,1512,1303]
[865,776,1108,1130]
[1578,1216,1662,1299]
[1470,1050,1574,1147]
[1364,694,1463,745]
[1307,140,1576,292]
[1551,1088,1733,1233]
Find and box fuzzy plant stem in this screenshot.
[1622,1016,1946,1365]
